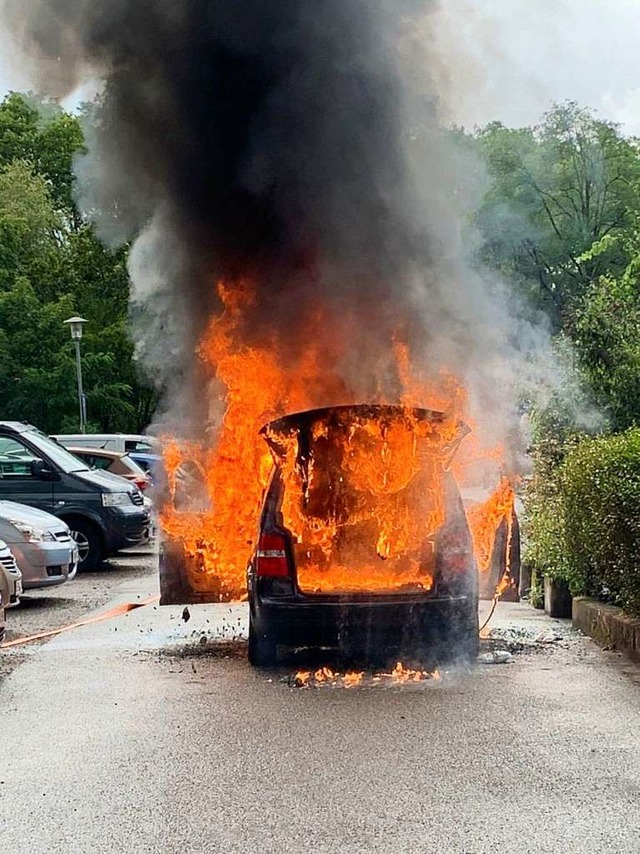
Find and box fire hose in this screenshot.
[479,596,499,634]
[1,594,160,649]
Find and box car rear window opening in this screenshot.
[262,406,467,594]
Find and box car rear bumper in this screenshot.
[251,592,477,655]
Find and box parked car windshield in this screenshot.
[24,430,90,474]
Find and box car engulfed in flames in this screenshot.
[157,280,519,665]
[246,404,480,666]
[159,395,518,666]
[259,405,469,596]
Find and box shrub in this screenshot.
[524,466,568,583]
[561,429,640,615]
[522,403,576,588]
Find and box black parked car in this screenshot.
[247,405,479,667]
[0,422,150,569]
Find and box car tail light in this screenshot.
[135,478,148,491]
[256,532,290,577]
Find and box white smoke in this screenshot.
[417,0,640,132]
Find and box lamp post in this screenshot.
[64,316,88,433]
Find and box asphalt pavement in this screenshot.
[0,546,156,684]
[1,556,640,854]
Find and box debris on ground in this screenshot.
[478,650,513,665]
[481,624,577,655]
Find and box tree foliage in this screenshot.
[474,103,640,331]
[0,92,158,434]
[574,228,640,429]
[476,103,640,606]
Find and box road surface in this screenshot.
[0,546,155,684]
[1,556,640,853]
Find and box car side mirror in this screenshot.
[30,459,55,480]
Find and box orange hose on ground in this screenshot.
[1,594,160,649]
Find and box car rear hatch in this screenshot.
[260,404,470,600]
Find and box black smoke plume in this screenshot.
[2,3,454,406]
[1,0,563,446]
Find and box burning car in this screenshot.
[246,404,479,667]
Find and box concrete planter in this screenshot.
[518,561,533,601]
[573,598,640,662]
[544,576,573,618]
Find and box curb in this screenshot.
[572,597,640,663]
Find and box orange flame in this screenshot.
[160,278,515,602]
[292,665,437,687]
[265,407,462,593]
[465,477,516,575]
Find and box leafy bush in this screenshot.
[526,428,640,615]
[524,474,568,584]
[522,398,579,587]
[561,430,640,615]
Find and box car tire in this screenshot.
[248,619,277,667]
[67,519,103,572]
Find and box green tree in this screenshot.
[0,92,158,433]
[475,103,640,330]
[0,93,39,166]
[574,228,640,429]
[0,160,63,292]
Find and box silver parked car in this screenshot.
[0,501,78,591]
[0,538,22,607]
[0,563,6,643]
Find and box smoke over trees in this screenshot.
[3,1,631,450]
[0,1,525,442]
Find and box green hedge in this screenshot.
[562,430,640,615]
[525,428,640,616]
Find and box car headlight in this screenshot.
[10,522,55,543]
[101,492,131,507]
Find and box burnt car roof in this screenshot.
[261,404,445,436]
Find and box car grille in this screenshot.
[53,530,72,543]
[130,491,144,507]
[0,553,19,575]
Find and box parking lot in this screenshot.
[1,544,157,683]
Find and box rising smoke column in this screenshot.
[0,0,522,424]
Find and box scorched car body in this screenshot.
[246,405,479,667]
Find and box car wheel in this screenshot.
[248,619,277,667]
[67,519,103,572]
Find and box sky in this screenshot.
[0,0,639,133]
[422,0,640,133]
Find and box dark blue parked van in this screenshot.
[0,422,150,569]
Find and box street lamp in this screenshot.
[64,316,88,433]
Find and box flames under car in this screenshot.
[246,404,479,667]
